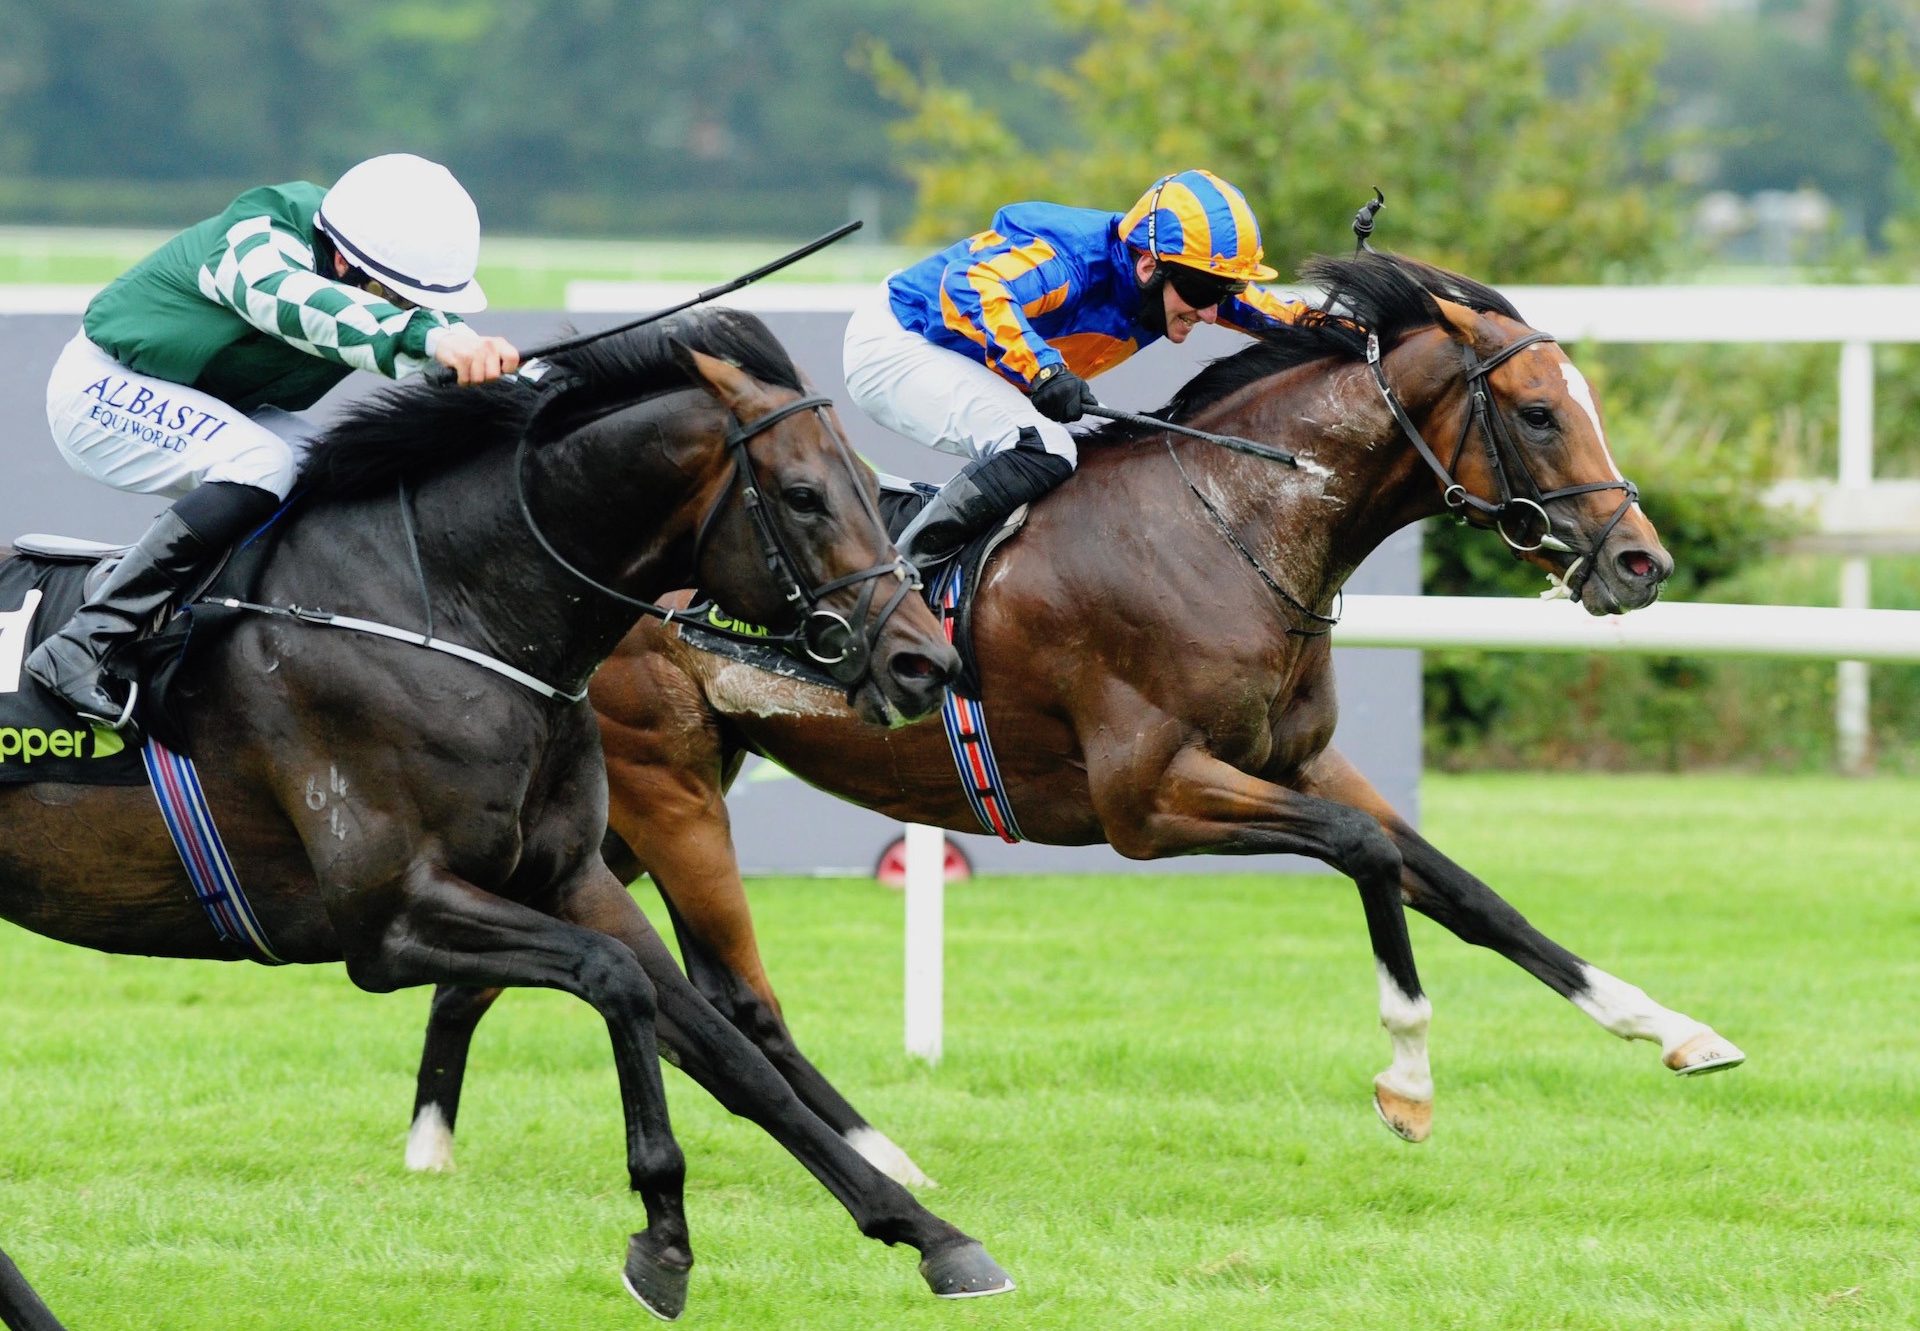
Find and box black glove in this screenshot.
[1029,365,1095,423]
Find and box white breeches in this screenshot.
[842,282,1077,466]
[45,332,319,500]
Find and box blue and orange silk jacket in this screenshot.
[887,201,1310,391]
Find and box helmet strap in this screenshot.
[1136,256,1170,336]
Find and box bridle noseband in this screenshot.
[515,391,919,696]
[1364,328,1640,601]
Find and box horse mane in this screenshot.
[1086,250,1525,445]
[296,306,804,501]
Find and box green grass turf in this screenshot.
[1,772,1915,1329]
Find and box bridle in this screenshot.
[1364,327,1640,601]
[514,390,920,696]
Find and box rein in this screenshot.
[1164,437,1338,637]
[204,392,915,707]
[1364,329,1639,601]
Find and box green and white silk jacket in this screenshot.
[82,181,462,413]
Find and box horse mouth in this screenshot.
[1578,545,1668,616]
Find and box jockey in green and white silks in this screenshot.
[844,169,1312,570]
[29,153,521,730]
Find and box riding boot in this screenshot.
[896,431,1074,573]
[24,481,279,728]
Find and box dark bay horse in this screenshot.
[0,308,1016,1326]
[405,253,1745,1191]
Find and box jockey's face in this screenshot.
[1134,253,1226,344]
[330,251,418,310]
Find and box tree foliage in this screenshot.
[0,0,1074,236]
[872,0,1679,283]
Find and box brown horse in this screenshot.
[406,253,1745,1192]
[0,308,1016,1326]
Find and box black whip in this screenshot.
[426,220,865,385]
[1082,403,1296,467]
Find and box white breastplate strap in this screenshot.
[203,597,589,704]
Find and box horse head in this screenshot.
[300,307,956,724]
[1415,297,1670,614]
[1300,253,1672,616]
[672,344,957,724]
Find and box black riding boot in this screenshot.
[24,481,279,728]
[896,432,1074,573]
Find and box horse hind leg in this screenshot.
[406,984,503,1171]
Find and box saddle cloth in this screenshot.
[0,528,270,772]
[0,551,148,784]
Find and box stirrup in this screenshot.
[73,680,140,734]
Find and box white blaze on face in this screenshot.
[1557,360,1644,516]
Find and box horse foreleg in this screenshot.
[559,875,1013,1300]
[405,984,502,1171]
[1300,747,1745,1077]
[1092,742,1433,1142]
[0,1243,67,1331]
[606,716,935,1186]
[340,861,694,1321]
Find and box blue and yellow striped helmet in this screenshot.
[1120,169,1278,283]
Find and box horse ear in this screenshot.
[677,343,767,416]
[1433,297,1484,350]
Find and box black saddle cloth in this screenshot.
[0,552,148,784]
[0,527,276,774]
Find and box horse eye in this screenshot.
[783,485,825,514]
[1520,406,1555,430]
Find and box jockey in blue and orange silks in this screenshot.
[844,169,1313,570]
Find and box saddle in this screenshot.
[1,531,273,772]
[676,476,1029,700]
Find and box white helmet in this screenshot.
[315,153,488,313]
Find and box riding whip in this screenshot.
[1080,403,1297,467]
[422,219,865,385]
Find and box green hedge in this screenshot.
[1422,340,1920,773]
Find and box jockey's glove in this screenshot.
[1029,365,1096,423]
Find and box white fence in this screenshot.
[573,280,1920,1057]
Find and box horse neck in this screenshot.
[1166,347,1455,611]
[414,390,729,687]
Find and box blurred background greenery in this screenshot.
[2,0,1915,772]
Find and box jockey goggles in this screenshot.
[1163,263,1248,310]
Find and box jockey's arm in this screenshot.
[1216,284,1315,337]
[198,217,459,379]
[943,237,1077,390]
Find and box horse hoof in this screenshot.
[622,1235,693,1322]
[1372,1079,1433,1143]
[918,1241,1016,1299]
[1665,1029,1746,1077]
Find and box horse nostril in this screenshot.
[1618,549,1657,581]
[891,650,955,686]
